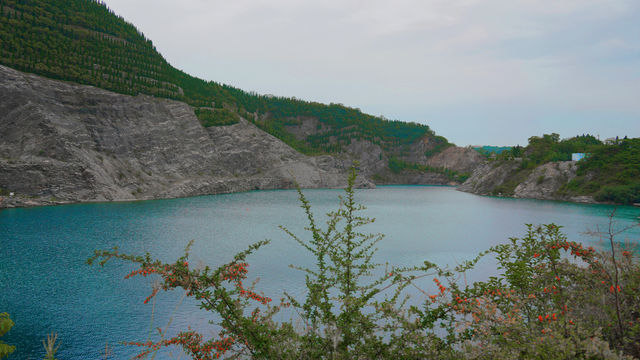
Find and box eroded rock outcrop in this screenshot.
[458,159,595,203]
[0,65,478,208]
[0,65,351,207]
[426,147,485,174]
[513,161,578,200]
[457,161,523,196]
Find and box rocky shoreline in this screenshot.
[4,63,603,210]
[0,176,375,209]
[458,160,597,204]
[1,65,480,209]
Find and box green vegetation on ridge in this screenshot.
[496,133,602,167]
[0,0,443,155]
[561,138,640,204]
[489,134,640,204]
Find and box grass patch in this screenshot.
[195,108,240,127]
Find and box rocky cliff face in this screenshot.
[0,65,358,207]
[0,65,479,208]
[425,146,485,174]
[457,161,522,195]
[458,159,595,203]
[513,162,579,200]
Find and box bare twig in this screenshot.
[42,332,60,360]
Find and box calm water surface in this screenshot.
[1,186,639,359]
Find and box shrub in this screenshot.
[0,313,15,359]
[595,184,640,205]
[89,168,457,358]
[89,169,640,359]
[195,108,240,127]
[449,223,640,359]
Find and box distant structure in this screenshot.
[572,153,587,161]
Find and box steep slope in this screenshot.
[459,134,640,204]
[458,160,592,202]
[0,0,485,194]
[0,0,448,160]
[0,65,357,208]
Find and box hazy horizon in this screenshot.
[101,0,640,146]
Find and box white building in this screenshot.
[572,153,586,161]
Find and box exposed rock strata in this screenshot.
[459,160,595,203]
[513,161,578,200]
[0,65,474,208]
[426,147,485,174]
[0,65,350,208]
[457,161,522,195]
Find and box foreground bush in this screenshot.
[452,223,639,359]
[0,313,15,359]
[89,168,640,359]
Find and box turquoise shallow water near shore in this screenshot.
[1,186,639,359]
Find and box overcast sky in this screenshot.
[101,0,639,146]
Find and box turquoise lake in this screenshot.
[1,186,639,359]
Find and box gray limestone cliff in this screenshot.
[0,65,356,208]
[458,160,595,203]
[0,65,481,208]
[372,146,485,185]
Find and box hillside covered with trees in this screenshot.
[561,137,640,204]
[470,134,640,204]
[495,134,603,168]
[0,0,442,155]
